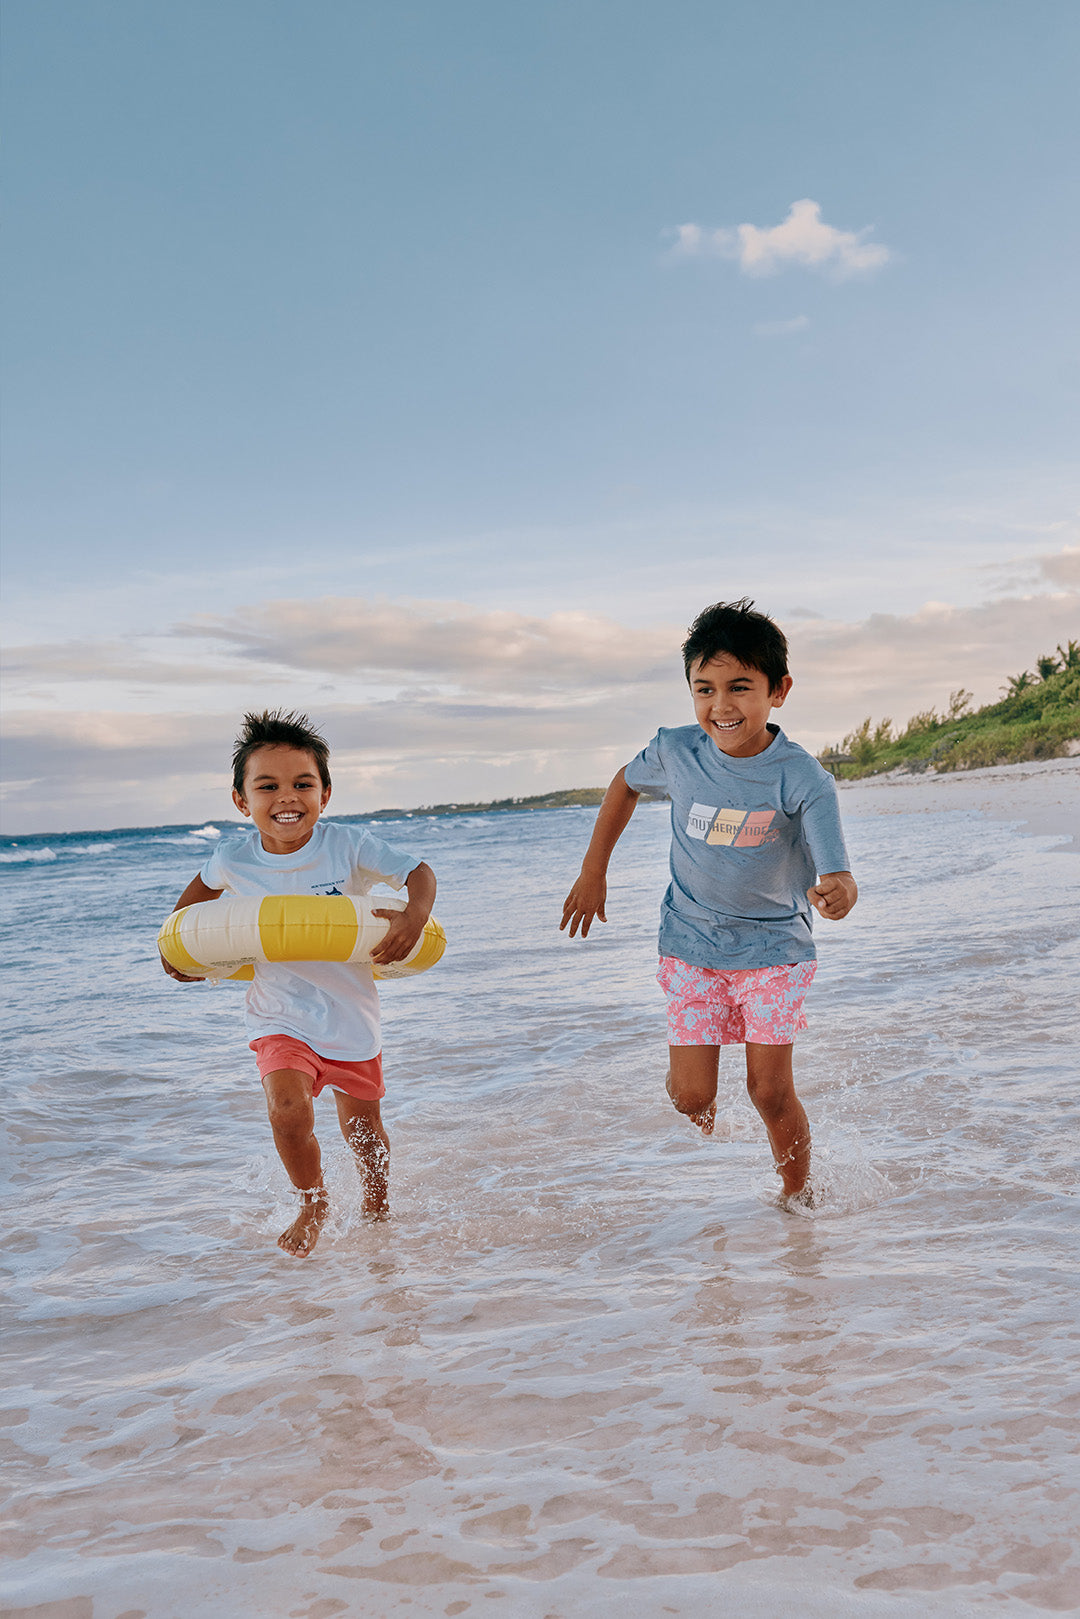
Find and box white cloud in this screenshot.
[177,599,679,690]
[670,199,892,279]
[1038,545,1080,589]
[752,315,810,337]
[2,560,1076,833]
[784,587,1080,749]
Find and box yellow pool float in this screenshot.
[158,894,446,982]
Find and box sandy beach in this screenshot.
[837,755,1080,849]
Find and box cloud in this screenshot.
[784,586,1080,747]
[2,559,1076,832]
[669,199,892,279]
[177,599,679,690]
[1,601,681,707]
[1037,545,1080,589]
[752,315,810,337]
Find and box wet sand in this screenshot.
[837,754,1080,848]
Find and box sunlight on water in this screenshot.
[2,796,1078,1616]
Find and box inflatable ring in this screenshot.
[158,894,446,982]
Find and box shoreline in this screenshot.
[836,754,1080,850]
[5,758,1078,847]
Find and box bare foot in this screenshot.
[665,1074,716,1136]
[776,1160,814,1204]
[278,1188,329,1257]
[781,1181,818,1211]
[688,1101,716,1136]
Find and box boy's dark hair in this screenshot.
[232,709,331,796]
[682,598,789,692]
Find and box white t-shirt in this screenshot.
[200,820,423,1060]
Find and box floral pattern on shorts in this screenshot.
[658,956,817,1047]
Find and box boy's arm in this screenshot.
[807,871,858,920]
[160,872,224,981]
[561,768,640,938]
[800,772,857,921]
[371,861,437,966]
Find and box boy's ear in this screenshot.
[232,787,250,817]
[321,783,332,809]
[771,675,794,707]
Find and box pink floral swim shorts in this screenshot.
[658,956,817,1047]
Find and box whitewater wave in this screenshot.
[0,841,118,864]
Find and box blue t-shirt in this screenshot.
[623,725,850,969]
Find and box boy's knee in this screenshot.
[666,1070,714,1117]
[745,1071,792,1115]
[266,1093,314,1140]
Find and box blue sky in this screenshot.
[3,0,1078,832]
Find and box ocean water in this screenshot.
[2,800,1078,1618]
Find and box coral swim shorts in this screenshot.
[250,1034,385,1101]
[658,956,817,1047]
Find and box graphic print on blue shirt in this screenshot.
[686,804,782,848]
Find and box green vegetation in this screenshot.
[819,641,1080,779]
[351,786,610,822]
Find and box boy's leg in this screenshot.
[666,1046,720,1135]
[334,1094,390,1218]
[744,1043,810,1197]
[262,1067,328,1257]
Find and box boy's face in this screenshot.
[689,654,792,759]
[233,744,331,854]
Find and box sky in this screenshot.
[3,0,1078,834]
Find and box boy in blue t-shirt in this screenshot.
[561,598,857,1203]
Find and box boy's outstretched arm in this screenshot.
[160,872,224,981]
[808,871,858,920]
[371,861,437,966]
[561,768,640,938]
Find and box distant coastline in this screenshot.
[1,788,675,848]
[357,786,608,819]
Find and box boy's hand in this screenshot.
[807,871,858,920]
[159,951,205,982]
[560,871,607,938]
[370,907,427,966]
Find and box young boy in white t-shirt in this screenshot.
[162,709,436,1257]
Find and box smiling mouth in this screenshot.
[713,719,743,730]
[272,811,304,823]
